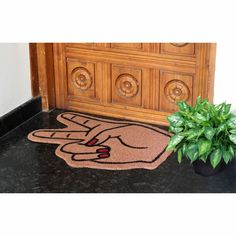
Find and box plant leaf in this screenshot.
[208,103,216,117]
[229,145,235,158]
[166,134,185,151]
[201,98,208,107]
[182,143,187,155]
[186,143,198,163]
[222,149,231,164]
[186,120,195,128]
[215,103,223,112]
[194,96,201,111]
[229,134,236,144]
[210,149,222,169]
[177,149,182,163]
[222,104,231,115]
[200,150,211,163]
[169,126,183,134]
[227,116,236,129]
[185,128,204,141]
[204,127,216,140]
[229,129,236,134]
[198,139,212,156]
[216,123,227,135]
[195,112,208,122]
[200,153,208,163]
[177,101,191,112]
[167,113,184,127]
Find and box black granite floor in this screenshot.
[0,109,236,193]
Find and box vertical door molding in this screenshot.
[195,43,216,103]
[53,43,67,108]
[36,43,56,110]
[29,43,40,97]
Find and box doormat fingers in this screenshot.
[28,112,172,170]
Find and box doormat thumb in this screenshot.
[28,112,172,170]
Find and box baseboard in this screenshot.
[0,96,42,137]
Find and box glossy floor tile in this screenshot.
[1,109,236,193]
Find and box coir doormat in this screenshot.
[28,112,172,170]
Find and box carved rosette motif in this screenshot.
[115,73,139,98]
[171,43,188,47]
[71,67,92,91]
[164,80,190,103]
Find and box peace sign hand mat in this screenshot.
[28,112,172,170]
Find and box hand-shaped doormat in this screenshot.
[28,112,172,170]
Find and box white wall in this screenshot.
[214,43,236,113]
[0,43,31,116]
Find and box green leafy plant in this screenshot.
[166,96,236,168]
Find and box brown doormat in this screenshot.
[28,112,172,170]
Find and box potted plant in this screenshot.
[166,96,236,176]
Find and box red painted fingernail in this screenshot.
[97,148,109,153]
[98,153,110,158]
[86,138,98,146]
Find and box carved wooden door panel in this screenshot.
[53,43,216,125]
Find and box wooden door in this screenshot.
[38,43,216,126]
